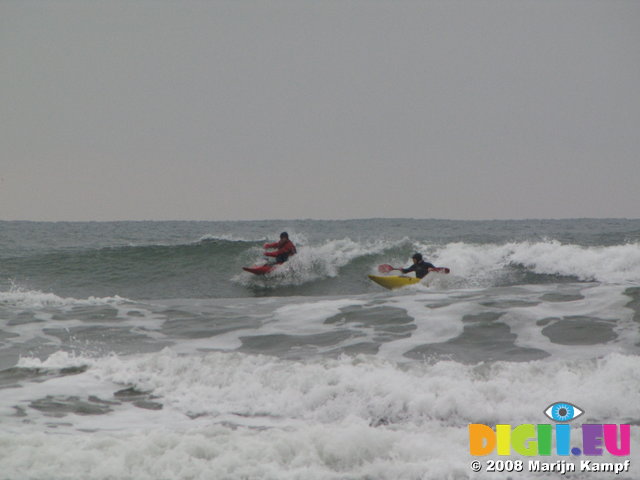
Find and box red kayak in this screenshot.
[242,265,277,275]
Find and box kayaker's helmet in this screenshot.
[412,253,423,262]
[280,232,289,239]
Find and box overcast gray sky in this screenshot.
[2,0,639,221]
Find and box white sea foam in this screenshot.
[0,285,129,309]
[3,223,640,479]
[1,349,639,479]
[230,236,640,289]
[16,350,95,370]
[234,237,396,286]
[431,240,640,284]
[269,299,366,333]
[198,233,263,243]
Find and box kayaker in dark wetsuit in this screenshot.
[264,232,297,264]
[401,253,437,279]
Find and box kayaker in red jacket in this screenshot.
[264,232,297,264]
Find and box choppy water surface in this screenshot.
[1,219,639,479]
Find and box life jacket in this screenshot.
[264,239,297,263]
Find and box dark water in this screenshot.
[1,219,639,479]
[2,218,639,299]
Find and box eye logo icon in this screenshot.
[544,402,584,422]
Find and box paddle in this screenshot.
[432,267,451,274]
[377,264,450,274]
[378,264,399,273]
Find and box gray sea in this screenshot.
[1,218,639,479]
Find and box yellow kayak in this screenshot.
[368,275,422,290]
